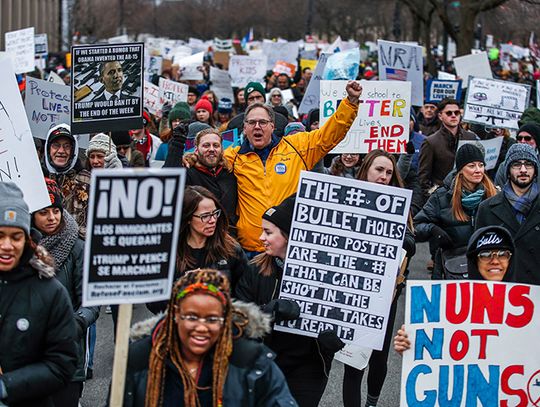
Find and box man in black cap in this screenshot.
[475,143,540,285]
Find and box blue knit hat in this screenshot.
[504,143,539,176]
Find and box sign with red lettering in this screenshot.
[320,80,411,154]
[401,281,540,406]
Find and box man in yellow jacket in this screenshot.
[224,81,362,253]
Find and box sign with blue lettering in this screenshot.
[426,79,462,103]
[401,280,540,406]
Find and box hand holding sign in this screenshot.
[346,80,362,105]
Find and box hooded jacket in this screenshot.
[118,301,297,407]
[0,245,78,407]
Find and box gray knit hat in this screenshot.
[187,122,212,140]
[504,143,539,175]
[0,183,30,235]
[87,133,116,155]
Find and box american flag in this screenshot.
[385,67,408,81]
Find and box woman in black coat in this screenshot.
[0,182,77,407]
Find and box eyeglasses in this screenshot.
[192,209,221,223]
[178,314,224,326]
[245,119,272,128]
[477,250,512,262]
[510,161,535,170]
[517,135,533,142]
[443,110,461,117]
[51,142,72,151]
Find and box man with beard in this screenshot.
[475,143,540,285]
[185,128,238,227]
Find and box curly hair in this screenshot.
[145,269,234,407]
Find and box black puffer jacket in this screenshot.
[0,247,77,407]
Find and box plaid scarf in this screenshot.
[503,182,539,224]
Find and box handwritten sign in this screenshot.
[457,138,504,170]
[463,77,530,130]
[378,40,423,106]
[299,53,331,114]
[228,55,266,87]
[34,33,48,57]
[401,280,540,406]
[143,81,160,115]
[158,77,188,106]
[453,52,493,88]
[175,51,203,81]
[320,80,411,154]
[5,27,35,74]
[209,66,234,102]
[0,55,50,211]
[275,171,412,349]
[426,79,462,103]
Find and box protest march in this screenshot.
[4,3,540,406]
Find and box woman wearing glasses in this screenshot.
[394,225,515,354]
[147,186,249,314]
[122,268,297,406]
[414,143,497,280]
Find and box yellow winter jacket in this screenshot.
[224,98,359,251]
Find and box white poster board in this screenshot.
[457,137,504,170]
[377,40,423,106]
[144,55,162,81]
[0,56,50,211]
[24,77,71,140]
[261,41,298,70]
[210,66,235,102]
[463,77,530,130]
[34,33,48,57]
[176,51,204,81]
[320,80,411,154]
[401,280,540,406]
[143,81,160,115]
[453,52,493,88]
[275,171,412,350]
[228,55,267,87]
[5,27,35,74]
[299,53,331,114]
[82,169,186,306]
[158,77,188,106]
[438,71,456,80]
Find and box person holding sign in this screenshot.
[236,196,346,407]
[226,80,362,254]
[122,269,297,406]
[147,186,248,314]
[342,150,416,407]
[394,225,516,355]
[415,144,497,280]
[32,179,100,406]
[0,182,78,406]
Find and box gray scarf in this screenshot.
[39,210,79,268]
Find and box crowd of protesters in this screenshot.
[3,32,540,407]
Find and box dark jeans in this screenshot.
[282,362,329,407]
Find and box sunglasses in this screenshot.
[517,135,533,142]
[477,250,512,262]
[443,110,461,117]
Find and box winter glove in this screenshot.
[406,141,416,155]
[172,121,191,144]
[262,299,300,323]
[317,329,345,354]
[104,152,123,169]
[431,225,453,250]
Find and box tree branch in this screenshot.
[477,0,509,12]
[428,0,457,40]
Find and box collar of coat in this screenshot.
[238,134,280,155]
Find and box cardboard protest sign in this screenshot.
[299,53,331,115]
[24,77,70,139]
[228,55,266,87]
[158,77,188,106]
[209,66,235,102]
[176,51,204,81]
[401,280,540,406]
[454,52,493,87]
[320,80,411,154]
[463,77,530,130]
[438,71,456,80]
[0,56,50,211]
[274,171,412,349]
[273,60,296,77]
[457,138,504,170]
[144,55,162,81]
[71,43,143,134]
[143,81,160,115]
[261,40,298,70]
[34,34,48,57]
[213,51,230,70]
[82,168,185,306]
[426,79,462,103]
[377,40,423,106]
[5,27,35,74]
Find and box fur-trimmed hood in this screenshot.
[130,300,272,342]
[26,244,56,279]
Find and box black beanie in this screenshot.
[466,225,514,257]
[517,123,540,146]
[307,108,320,129]
[111,131,132,146]
[262,195,296,235]
[455,143,485,172]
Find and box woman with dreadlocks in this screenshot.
[122,268,297,407]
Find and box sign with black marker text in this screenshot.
[275,172,411,350]
[82,169,185,306]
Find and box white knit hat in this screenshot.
[87,133,116,155]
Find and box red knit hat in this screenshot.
[195,98,213,115]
